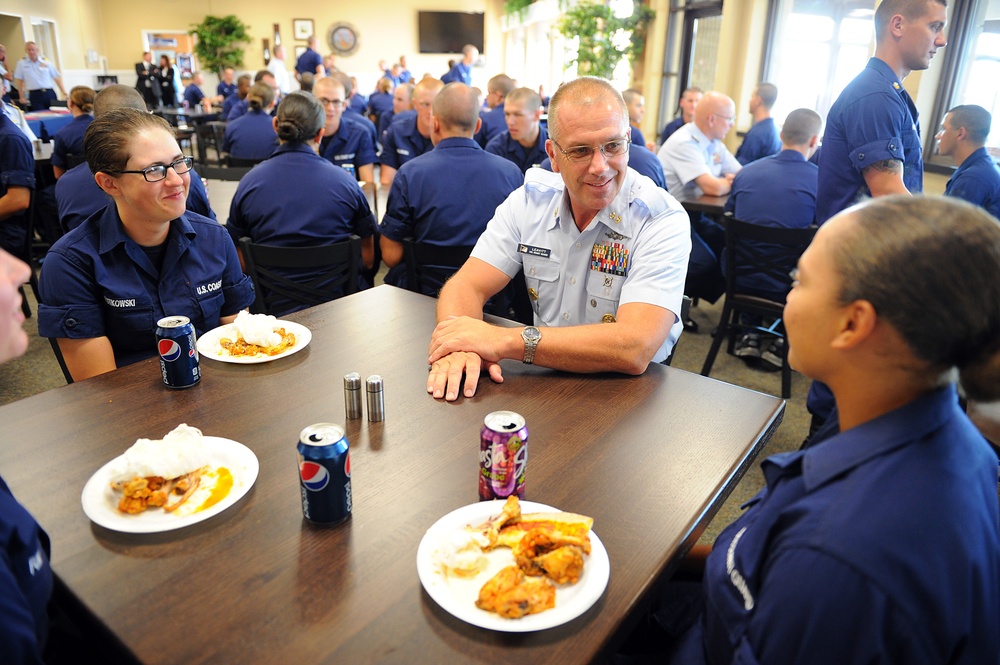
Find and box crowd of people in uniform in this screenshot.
[2,0,1000,661]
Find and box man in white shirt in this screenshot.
[14,42,66,111]
[267,45,292,95]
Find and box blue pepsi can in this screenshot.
[156,315,200,389]
[297,423,352,525]
[341,163,356,180]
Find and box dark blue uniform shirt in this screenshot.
[348,94,367,117]
[55,163,215,232]
[441,62,472,85]
[342,112,378,149]
[221,92,241,119]
[320,119,377,172]
[724,149,817,296]
[475,103,506,148]
[217,81,237,98]
[945,146,1000,219]
[0,476,52,665]
[37,206,254,367]
[485,126,549,175]
[222,110,278,161]
[660,117,684,145]
[0,114,34,259]
[735,117,781,165]
[182,84,205,109]
[366,91,393,123]
[51,114,92,170]
[671,385,1000,665]
[380,111,433,170]
[226,98,249,122]
[294,48,323,77]
[817,57,923,223]
[227,142,376,314]
[380,137,523,292]
[630,125,647,149]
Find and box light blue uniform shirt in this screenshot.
[658,122,740,201]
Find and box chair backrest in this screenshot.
[195,164,253,182]
[401,239,475,297]
[239,236,362,316]
[227,155,264,168]
[722,212,817,301]
[65,153,87,169]
[48,337,74,384]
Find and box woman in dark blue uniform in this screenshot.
[625,196,1000,664]
[228,92,375,316]
[222,82,277,162]
[37,108,254,381]
[51,85,94,179]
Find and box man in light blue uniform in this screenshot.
[13,42,65,111]
[54,85,215,231]
[937,104,1000,219]
[539,142,668,191]
[475,74,514,148]
[314,76,376,184]
[427,77,691,402]
[735,82,781,165]
[485,87,548,175]
[380,83,523,294]
[441,45,477,85]
[810,0,948,430]
[380,78,443,188]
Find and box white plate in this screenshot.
[416,500,610,632]
[81,436,259,533]
[196,320,311,364]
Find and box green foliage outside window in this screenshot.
[558,1,655,79]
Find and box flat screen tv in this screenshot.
[418,11,484,54]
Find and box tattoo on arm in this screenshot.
[867,159,903,175]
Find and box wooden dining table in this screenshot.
[0,285,784,664]
[680,193,729,217]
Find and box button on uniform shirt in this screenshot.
[51,113,92,170]
[944,146,1000,219]
[380,136,524,292]
[379,110,433,171]
[658,121,741,201]
[0,114,35,259]
[735,117,781,165]
[669,386,1000,665]
[0,476,53,665]
[724,149,817,297]
[13,56,60,91]
[37,207,254,368]
[817,57,923,223]
[485,126,549,175]
[319,119,377,173]
[55,163,216,232]
[222,110,278,161]
[227,142,376,315]
[471,167,691,361]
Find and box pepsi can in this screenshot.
[480,411,528,501]
[156,316,200,389]
[298,423,352,525]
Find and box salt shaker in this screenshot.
[344,372,362,419]
[366,374,384,422]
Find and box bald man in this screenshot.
[658,90,741,201]
[380,77,444,187]
[380,83,523,293]
[426,77,691,401]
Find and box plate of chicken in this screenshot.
[416,496,610,632]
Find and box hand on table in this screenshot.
[428,316,510,400]
[427,351,503,401]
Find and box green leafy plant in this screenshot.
[189,15,251,77]
[504,0,535,19]
[557,1,655,79]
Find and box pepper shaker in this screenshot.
[344,372,362,419]
[366,374,384,422]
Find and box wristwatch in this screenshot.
[521,326,541,365]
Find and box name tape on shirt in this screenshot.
[518,244,551,259]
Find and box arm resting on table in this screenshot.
[693,173,734,197]
[0,187,30,222]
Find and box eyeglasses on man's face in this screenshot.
[318,97,344,107]
[551,136,631,163]
[117,156,194,183]
[713,113,735,125]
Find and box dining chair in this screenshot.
[700,213,816,398]
[400,238,475,298]
[238,236,363,316]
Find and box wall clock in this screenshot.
[327,23,360,56]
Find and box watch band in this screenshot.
[522,326,540,365]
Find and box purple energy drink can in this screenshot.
[479,411,528,501]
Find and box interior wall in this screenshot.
[1,0,105,87]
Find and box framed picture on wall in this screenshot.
[293,19,314,41]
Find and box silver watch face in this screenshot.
[523,327,541,342]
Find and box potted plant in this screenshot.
[189,15,251,77]
[557,1,655,79]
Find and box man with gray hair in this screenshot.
[936,104,1000,218]
[426,77,691,401]
[724,108,822,366]
[380,83,523,294]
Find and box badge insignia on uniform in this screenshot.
[893,82,901,90]
[603,276,613,288]
[528,288,539,301]
[605,231,625,241]
[590,242,628,277]
[602,314,616,323]
[609,212,622,225]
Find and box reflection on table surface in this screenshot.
[0,285,783,663]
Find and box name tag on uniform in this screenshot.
[518,244,551,258]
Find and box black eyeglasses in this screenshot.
[551,137,630,163]
[117,156,194,182]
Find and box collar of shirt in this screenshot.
[954,146,993,179]
[528,167,638,240]
[272,142,318,159]
[762,385,958,491]
[433,136,481,151]
[98,204,195,256]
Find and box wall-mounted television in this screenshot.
[418,11,484,55]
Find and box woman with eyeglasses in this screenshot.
[37,108,254,381]
[622,195,1000,664]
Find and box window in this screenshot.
[762,0,875,126]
